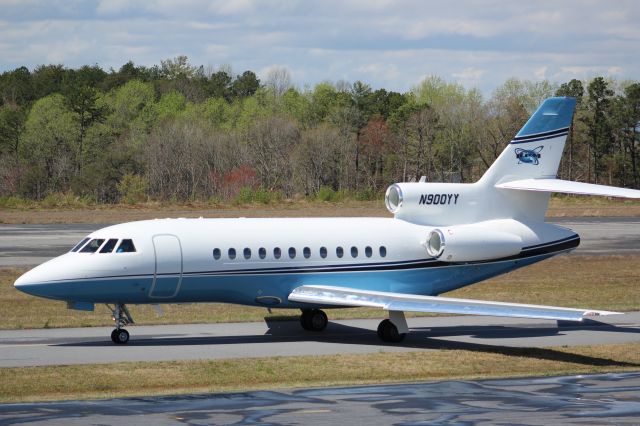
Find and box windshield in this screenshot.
[79,239,105,253]
[70,237,90,252]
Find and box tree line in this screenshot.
[0,56,638,204]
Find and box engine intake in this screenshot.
[425,225,522,262]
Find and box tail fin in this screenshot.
[480,96,640,223]
[384,97,638,226]
[479,97,576,186]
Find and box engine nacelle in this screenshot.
[385,182,475,226]
[424,224,523,262]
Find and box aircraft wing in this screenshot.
[496,178,640,198]
[288,285,620,322]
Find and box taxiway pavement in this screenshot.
[0,217,639,267]
[1,312,640,368]
[2,372,640,425]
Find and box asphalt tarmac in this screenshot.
[1,372,639,425]
[1,217,639,267]
[1,217,639,423]
[2,312,640,368]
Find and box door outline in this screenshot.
[150,234,183,298]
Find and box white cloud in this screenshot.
[0,0,637,96]
[533,66,548,80]
[96,0,130,15]
[356,63,401,82]
[204,44,230,57]
[212,0,255,15]
[608,66,623,75]
[452,67,486,88]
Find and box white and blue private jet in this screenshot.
[14,97,640,344]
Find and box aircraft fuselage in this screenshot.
[15,217,579,308]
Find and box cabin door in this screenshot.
[150,234,183,298]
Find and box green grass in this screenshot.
[0,194,639,225]
[1,342,639,402]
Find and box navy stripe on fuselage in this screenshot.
[47,234,579,283]
[187,234,580,276]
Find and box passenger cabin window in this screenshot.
[80,239,104,253]
[274,247,281,259]
[365,246,372,258]
[228,248,236,260]
[259,247,266,259]
[243,248,251,259]
[303,247,311,259]
[336,246,344,258]
[351,246,358,258]
[288,247,296,259]
[320,247,327,258]
[99,239,119,253]
[71,237,90,252]
[379,246,387,257]
[116,239,136,253]
[213,248,221,260]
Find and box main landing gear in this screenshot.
[300,309,328,331]
[298,308,409,343]
[377,319,406,343]
[377,310,408,343]
[107,303,134,344]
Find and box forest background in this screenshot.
[0,56,638,206]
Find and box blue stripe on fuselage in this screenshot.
[18,249,565,307]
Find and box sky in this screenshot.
[0,0,638,95]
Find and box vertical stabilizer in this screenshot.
[479,97,576,186]
[475,97,577,223]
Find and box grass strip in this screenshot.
[0,196,638,224]
[1,342,639,403]
[2,255,639,329]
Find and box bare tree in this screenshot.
[246,116,299,194]
[265,66,292,99]
[292,124,346,194]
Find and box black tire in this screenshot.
[300,309,328,332]
[113,328,130,344]
[300,310,311,330]
[308,309,328,332]
[377,319,405,343]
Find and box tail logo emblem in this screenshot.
[515,146,543,165]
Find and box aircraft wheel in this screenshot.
[300,310,310,330]
[111,328,130,344]
[300,309,328,332]
[377,319,405,343]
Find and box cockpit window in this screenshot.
[80,239,105,253]
[116,239,136,253]
[71,237,90,252]
[100,239,119,253]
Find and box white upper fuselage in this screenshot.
[14,216,579,307]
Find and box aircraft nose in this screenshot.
[14,269,41,295]
[13,259,75,300]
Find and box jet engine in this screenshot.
[384,182,472,225]
[424,225,523,262]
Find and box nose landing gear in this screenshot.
[107,303,134,344]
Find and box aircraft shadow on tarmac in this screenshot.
[55,318,640,368]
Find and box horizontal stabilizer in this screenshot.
[289,285,620,322]
[496,178,640,198]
